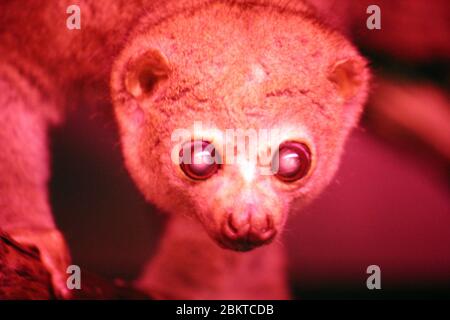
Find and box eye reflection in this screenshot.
[272,141,311,182]
[179,140,220,180]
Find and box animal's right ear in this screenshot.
[124,49,171,99]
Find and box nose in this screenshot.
[222,207,277,250]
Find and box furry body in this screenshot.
[0,1,369,299]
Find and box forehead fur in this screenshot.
[124,0,361,131]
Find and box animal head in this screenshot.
[111,2,369,251]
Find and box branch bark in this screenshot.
[0,231,150,299]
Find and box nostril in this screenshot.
[266,214,274,230]
[259,228,277,242]
[229,211,250,232]
[248,227,277,243]
[223,212,250,240]
[248,215,277,243]
[258,215,274,233]
[227,214,239,233]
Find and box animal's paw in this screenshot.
[7,228,72,299]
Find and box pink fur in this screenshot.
[0,0,369,299]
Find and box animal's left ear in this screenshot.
[328,57,370,127]
[328,57,368,102]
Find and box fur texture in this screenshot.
[0,0,369,299]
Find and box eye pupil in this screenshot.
[273,141,311,182]
[180,140,220,180]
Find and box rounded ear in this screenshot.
[125,49,171,99]
[328,58,368,101]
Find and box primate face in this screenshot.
[171,127,315,251]
[111,3,369,251]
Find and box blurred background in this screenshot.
[50,0,450,299]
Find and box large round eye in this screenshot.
[179,140,221,180]
[272,141,312,182]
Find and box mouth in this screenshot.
[217,237,276,252]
